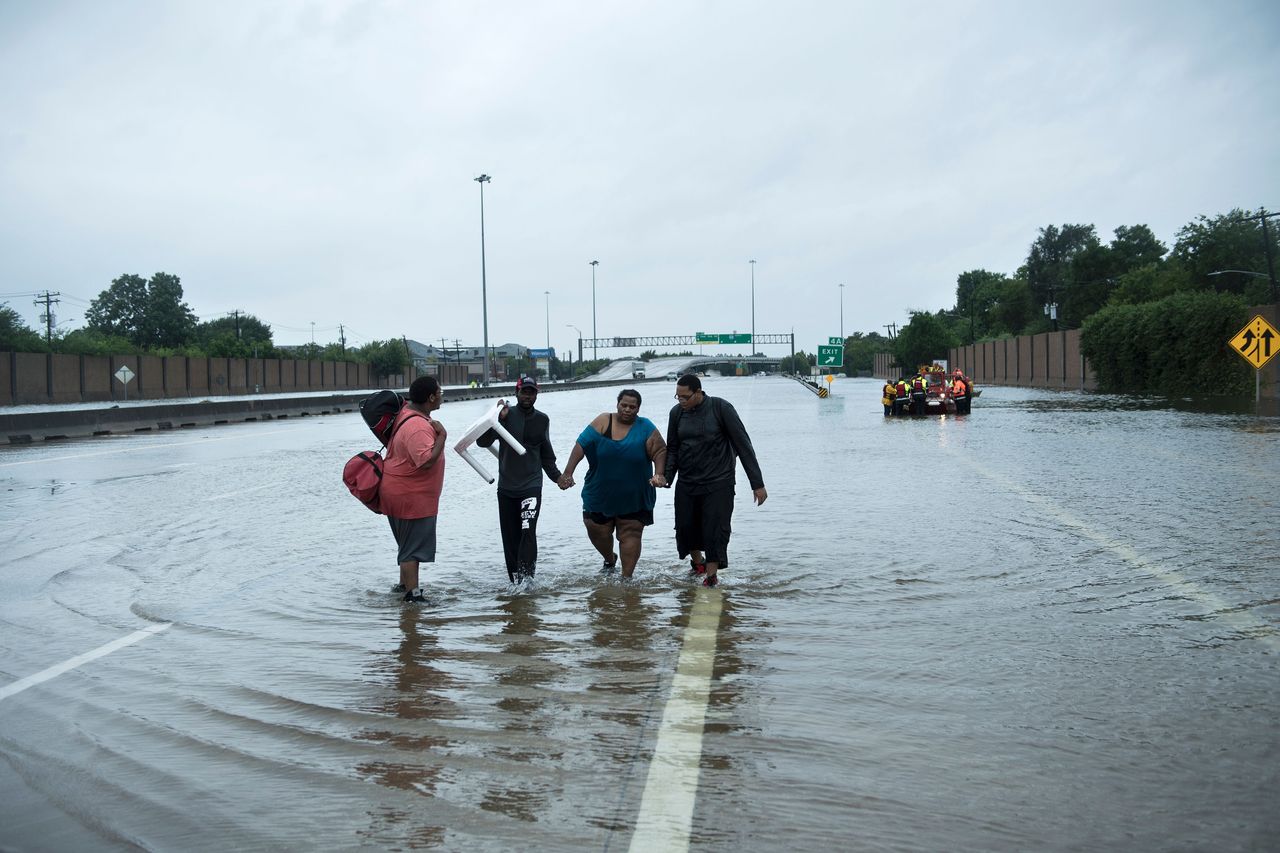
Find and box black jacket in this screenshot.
[478,404,561,495]
[664,395,764,493]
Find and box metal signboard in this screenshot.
[718,334,751,344]
[817,345,843,367]
[828,337,843,345]
[1229,314,1279,369]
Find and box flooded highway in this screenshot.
[1,377,1277,852]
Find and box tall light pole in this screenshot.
[544,290,551,353]
[838,283,845,340]
[749,259,756,355]
[567,324,582,374]
[475,174,492,386]
[589,260,599,359]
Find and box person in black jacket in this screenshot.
[661,374,767,587]
[478,377,563,583]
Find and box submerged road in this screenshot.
[1,377,1277,851]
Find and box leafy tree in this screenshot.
[54,327,139,356]
[352,339,408,377]
[1025,224,1100,328]
[779,351,812,374]
[1172,209,1277,303]
[843,331,889,372]
[1108,262,1193,306]
[196,313,274,354]
[85,272,197,349]
[893,311,958,372]
[1,303,45,351]
[989,275,1036,336]
[954,270,1007,342]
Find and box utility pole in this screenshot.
[34,291,60,346]
[339,324,346,354]
[1240,208,1279,304]
[231,309,242,338]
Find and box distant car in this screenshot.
[755,371,767,376]
[665,372,678,381]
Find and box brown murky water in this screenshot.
[1,378,1277,851]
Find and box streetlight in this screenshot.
[589,260,599,359]
[838,283,844,340]
[544,290,551,353]
[567,324,582,375]
[568,322,583,361]
[749,260,756,354]
[1209,268,1278,303]
[475,174,492,386]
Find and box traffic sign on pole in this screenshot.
[1229,314,1279,369]
[817,345,843,367]
[828,337,842,345]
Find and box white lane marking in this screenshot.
[953,454,1279,650]
[0,623,172,702]
[629,588,723,852]
[0,429,294,468]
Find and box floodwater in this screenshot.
[1,377,1277,852]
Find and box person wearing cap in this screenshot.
[557,388,667,580]
[477,376,563,583]
[662,374,766,588]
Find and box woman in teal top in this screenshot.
[558,389,667,579]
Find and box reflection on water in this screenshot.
[356,610,456,848]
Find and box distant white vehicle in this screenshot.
[665,371,678,381]
[631,360,646,379]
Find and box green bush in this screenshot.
[1080,291,1252,396]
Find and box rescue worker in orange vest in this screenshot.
[894,377,909,415]
[950,374,968,415]
[882,379,897,416]
[909,373,927,416]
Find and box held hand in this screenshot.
[753,486,768,506]
[497,400,510,421]
[649,473,667,488]
[557,473,575,490]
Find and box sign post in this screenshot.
[817,345,843,369]
[1228,314,1279,406]
[114,364,135,401]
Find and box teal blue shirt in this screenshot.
[577,415,658,517]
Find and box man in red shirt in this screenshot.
[380,376,447,602]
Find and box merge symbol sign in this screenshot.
[1229,314,1279,369]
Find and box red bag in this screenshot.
[343,451,386,513]
[342,410,424,514]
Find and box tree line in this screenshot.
[871,207,1275,393]
[1,272,411,377]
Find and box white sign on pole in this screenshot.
[114,365,135,400]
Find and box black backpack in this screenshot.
[359,390,406,445]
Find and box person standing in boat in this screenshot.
[557,389,666,580]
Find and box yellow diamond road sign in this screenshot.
[1229,314,1280,369]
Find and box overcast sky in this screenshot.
[2,0,1277,357]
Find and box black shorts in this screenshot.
[583,509,654,526]
[673,482,735,566]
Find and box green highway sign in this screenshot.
[695,332,718,343]
[828,336,843,345]
[719,333,751,344]
[817,345,844,367]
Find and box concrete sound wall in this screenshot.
[2,351,394,405]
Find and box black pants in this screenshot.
[673,482,735,567]
[498,490,542,581]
